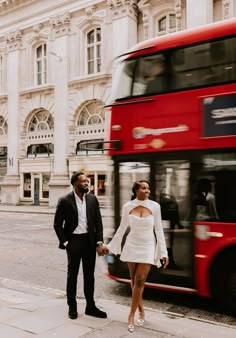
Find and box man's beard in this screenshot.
[81,187,89,194]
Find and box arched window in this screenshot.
[157,13,176,36]
[35,43,47,85]
[87,27,101,74]
[77,100,104,126]
[28,110,54,132]
[0,115,7,135]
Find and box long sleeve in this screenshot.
[153,203,168,265]
[53,197,67,249]
[107,204,129,255]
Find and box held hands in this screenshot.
[96,244,109,257]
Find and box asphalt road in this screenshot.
[0,211,235,328]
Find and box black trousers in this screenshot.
[66,233,96,308]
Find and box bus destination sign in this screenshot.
[203,94,236,137]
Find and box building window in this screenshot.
[76,139,103,155]
[35,43,47,85]
[157,14,176,36]
[87,174,106,196]
[27,143,54,157]
[42,174,50,198]
[0,146,7,177]
[23,173,31,198]
[77,100,104,126]
[87,27,101,74]
[0,115,7,135]
[28,110,54,131]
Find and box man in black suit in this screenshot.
[53,172,107,320]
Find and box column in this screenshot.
[1,30,21,205]
[186,0,212,28]
[108,0,139,59]
[48,13,70,207]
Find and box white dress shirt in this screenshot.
[73,191,88,234]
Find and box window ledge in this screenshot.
[20,84,54,97]
[68,73,111,88]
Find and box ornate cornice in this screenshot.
[0,0,36,15]
[84,5,96,23]
[5,29,22,51]
[107,0,139,20]
[50,12,71,37]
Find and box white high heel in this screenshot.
[137,311,145,326]
[137,318,145,326]
[128,324,135,332]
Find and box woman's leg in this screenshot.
[127,263,144,317]
[127,263,151,325]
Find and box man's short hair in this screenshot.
[70,172,85,186]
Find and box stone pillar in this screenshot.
[186,0,212,28]
[48,13,71,207]
[222,0,231,20]
[138,2,153,40]
[175,0,183,31]
[108,0,139,59]
[1,30,22,205]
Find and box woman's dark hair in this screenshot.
[131,180,150,200]
[70,172,85,186]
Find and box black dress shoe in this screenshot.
[68,306,78,320]
[85,306,107,318]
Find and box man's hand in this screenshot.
[102,245,109,255]
[96,245,104,256]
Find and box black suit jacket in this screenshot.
[53,191,103,250]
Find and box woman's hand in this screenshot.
[162,257,169,269]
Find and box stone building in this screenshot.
[0,0,235,206]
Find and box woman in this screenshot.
[106,180,169,332]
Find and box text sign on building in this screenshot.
[203,94,236,137]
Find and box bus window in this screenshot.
[172,36,236,90]
[134,54,167,95]
[112,59,136,100]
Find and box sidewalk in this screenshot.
[0,287,235,338]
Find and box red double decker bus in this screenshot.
[105,19,236,314]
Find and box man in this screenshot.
[53,172,107,320]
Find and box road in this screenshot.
[0,211,235,328]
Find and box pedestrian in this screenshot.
[105,180,168,332]
[53,172,107,320]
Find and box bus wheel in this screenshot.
[210,249,236,315]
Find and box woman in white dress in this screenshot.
[105,180,169,332]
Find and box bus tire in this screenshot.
[210,247,236,315]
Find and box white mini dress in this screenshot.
[107,199,168,268]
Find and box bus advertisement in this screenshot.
[104,19,236,315]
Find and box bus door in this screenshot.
[152,159,194,288]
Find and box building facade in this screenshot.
[0,0,235,206]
